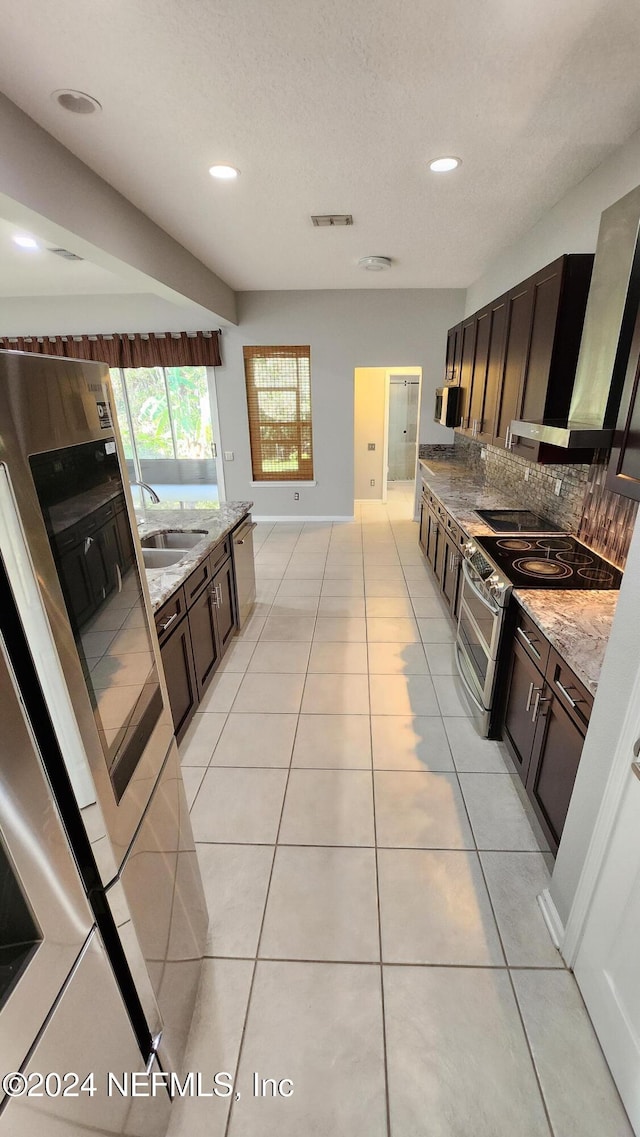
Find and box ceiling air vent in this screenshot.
[48,247,84,261]
[311,214,353,227]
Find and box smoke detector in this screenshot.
[311,214,353,227]
[358,256,392,272]
[51,89,102,115]
[48,247,84,261]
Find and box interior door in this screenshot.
[573,753,640,1131]
[387,377,419,481]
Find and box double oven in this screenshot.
[455,543,510,737]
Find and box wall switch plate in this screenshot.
[224,450,234,461]
[368,442,376,451]
[370,479,375,486]
[524,467,530,481]
[480,448,487,460]
[294,492,300,501]
[554,478,563,496]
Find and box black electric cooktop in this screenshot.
[476,534,623,590]
[475,509,561,533]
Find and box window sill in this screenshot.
[250,480,317,487]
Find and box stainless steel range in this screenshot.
[455,530,621,737]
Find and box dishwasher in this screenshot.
[232,516,257,628]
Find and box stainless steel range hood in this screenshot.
[512,184,640,449]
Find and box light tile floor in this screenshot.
[168,483,632,1137]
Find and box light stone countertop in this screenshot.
[135,502,253,611]
[418,458,619,693]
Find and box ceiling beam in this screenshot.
[0,93,237,324]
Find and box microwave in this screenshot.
[435,385,461,427]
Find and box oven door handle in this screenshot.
[461,556,499,615]
[454,641,486,715]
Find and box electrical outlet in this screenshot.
[554,478,563,496]
[524,467,530,481]
[294,492,300,501]
[223,450,234,461]
[368,442,376,451]
[370,479,375,487]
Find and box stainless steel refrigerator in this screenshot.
[0,350,208,1133]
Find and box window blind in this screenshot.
[243,346,314,481]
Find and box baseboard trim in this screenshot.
[537,888,565,951]
[252,514,355,523]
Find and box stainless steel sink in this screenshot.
[141,547,188,568]
[141,530,207,550]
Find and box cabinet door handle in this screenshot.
[159,611,178,633]
[554,677,577,708]
[217,583,223,606]
[532,688,550,723]
[525,681,534,711]
[516,625,541,659]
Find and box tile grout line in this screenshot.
[412,512,558,1137]
[221,519,334,1137]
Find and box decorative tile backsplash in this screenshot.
[578,461,638,569]
[450,435,637,569]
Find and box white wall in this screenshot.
[465,126,640,315]
[0,292,223,336]
[216,288,464,517]
[0,93,236,323]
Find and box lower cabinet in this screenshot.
[419,486,463,619]
[161,616,198,742]
[155,530,243,741]
[501,603,593,854]
[189,581,223,694]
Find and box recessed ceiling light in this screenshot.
[358,256,392,272]
[209,164,239,180]
[13,235,39,249]
[51,89,102,115]
[429,156,461,173]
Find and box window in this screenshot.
[109,366,213,463]
[243,346,314,481]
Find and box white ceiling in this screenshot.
[0,216,150,297]
[1,0,640,292]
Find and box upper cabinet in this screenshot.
[448,253,594,460]
[445,322,463,385]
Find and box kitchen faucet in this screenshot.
[130,480,160,504]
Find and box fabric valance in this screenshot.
[0,330,222,368]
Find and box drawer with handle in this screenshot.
[545,646,593,733]
[210,537,231,573]
[514,607,550,674]
[154,586,187,646]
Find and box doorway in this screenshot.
[353,366,422,506]
[387,375,420,482]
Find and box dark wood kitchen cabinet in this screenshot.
[419,485,463,617]
[159,615,198,742]
[457,316,478,431]
[155,527,245,738]
[509,256,593,461]
[189,576,223,696]
[448,253,594,460]
[445,321,463,384]
[419,494,428,553]
[465,295,509,445]
[501,603,593,854]
[493,281,535,451]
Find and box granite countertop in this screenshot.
[514,590,617,696]
[136,502,253,611]
[418,458,618,694]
